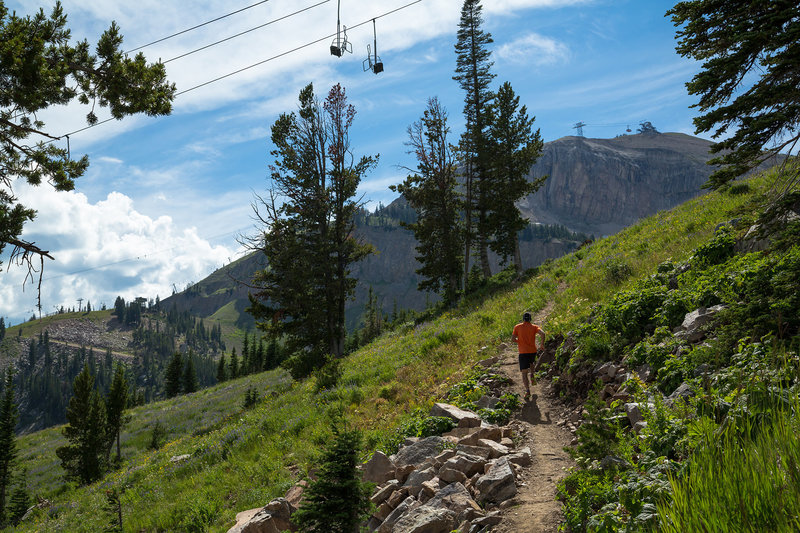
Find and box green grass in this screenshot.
[9,169,780,532]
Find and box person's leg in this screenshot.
[521,368,530,396]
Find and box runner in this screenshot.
[511,311,545,400]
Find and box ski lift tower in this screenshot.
[573,121,586,137]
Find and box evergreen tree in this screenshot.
[0,3,174,276]
[293,424,373,532]
[248,84,376,378]
[669,1,800,191]
[0,368,18,523]
[6,473,28,526]
[182,356,197,394]
[105,366,128,464]
[216,354,227,382]
[454,0,495,282]
[229,348,239,380]
[485,81,546,271]
[0,318,5,341]
[113,297,126,323]
[56,364,107,485]
[164,352,183,398]
[392,97,464,304]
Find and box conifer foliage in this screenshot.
[392,97,464,304]
[669,0,800,191]
[0,368,18,524]
[249,83,376,378]
[293,424,373,533]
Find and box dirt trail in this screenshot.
[494,304,575,533]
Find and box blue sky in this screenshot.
[1,0,705,324]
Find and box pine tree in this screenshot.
[216,354,227,382]
[668,1,800,192]
[182,356,197,394]
[248,83,376,379]
[105,366,128,464]
[393,97,464,304]
[485,81,546,271]
[0,318,5,341]
[7,473,28,526]
[454,0,495,282]
[56,364,107,485]
[0,367,18,523]
[113,297,126,323]
[229,348,239,380]
[164,352,183,398]
[293,424,373,532]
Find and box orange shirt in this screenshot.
[513,322,541,353]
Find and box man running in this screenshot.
[512,311,545,400]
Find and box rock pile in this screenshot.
[228,402,530,533]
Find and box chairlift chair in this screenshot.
[330,0,351,57]
[362,19,384,74]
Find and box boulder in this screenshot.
[507,447,532,467]
[458,426,502,446]
[404,467,437,492]
[395,437,445,468]
[363,451,396,484]
[455,444,492,460]
[623,403,644,426]
[418,478,441,503]
[424,483,481,519]
[440,454,486,478]
[387,489,408,508]
[378,496,418,533]
[284,480,306,509]
[263,498,293,532]
[438,467,467,485]
[477,356,499,368]
[472,512,503,529]
[667,382,695,404]
[475,457,517,504]
[430,403,481,428]
[169,454,191,463]
[371,480,400,506]
[391,506,457,533]
[675,305,726,342]
[636,364,654,382]
[227,508,281,533]
[476,439,510,459]
[475,395,501,409]
[395,464,416,483]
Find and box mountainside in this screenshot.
[519,132,718,236]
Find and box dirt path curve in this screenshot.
[494,304,575,533]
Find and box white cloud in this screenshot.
[496,33,569,66]
[0,182,237,323]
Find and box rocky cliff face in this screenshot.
[519,132,717,236]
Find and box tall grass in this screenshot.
[659,409,800,532]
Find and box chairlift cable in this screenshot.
[125,0,274,54]
[55,0,423,138]
[163,0,330,65]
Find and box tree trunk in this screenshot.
[513,235,523,273]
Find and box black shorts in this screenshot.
[518,353,537,370]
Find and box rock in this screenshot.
[477,356,499,368]
[371,480,400,506]
[430,403,481,428]
[441,454,487,478]
[443,427,473,439]
[636,364,654,382]
[169,454,191,463]
[472,512,502,529]
[404,467,437,492]
[600,455,630,470]
[623,403,644,426]
[693,363,712,378]
[597,362,618,382]
[284,480,306,509]
[424,483,482,523]
[263,498,293,532]
[395,464,416,483]
[373,501,393,521]
[476,439,510,459]
[363,451,396,484]
[475,457,517,504]
[507,447,532,467]
[667,382,695,404]
[226,508,280,533]
[737,224,770,253]
[378,496,419,533]
[499,437,513,447]
[387,488,409,508]
[675,305,726,342]
[456,444,492,460]
[458,426,502,446]
[633,420,648,434]
[395,437,445,468]
[418,478,441,503]
[437,461,467,483]
[391,506,457,533]
[475,395,500,409]
[434,449,456,465]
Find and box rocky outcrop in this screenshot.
[519,133,719,237]
[229,402,528,533]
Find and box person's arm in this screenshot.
[537,329,546,350]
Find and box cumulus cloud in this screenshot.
[0,182,238,323]
[496,33,569,66]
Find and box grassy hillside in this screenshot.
[9,166,789,532]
